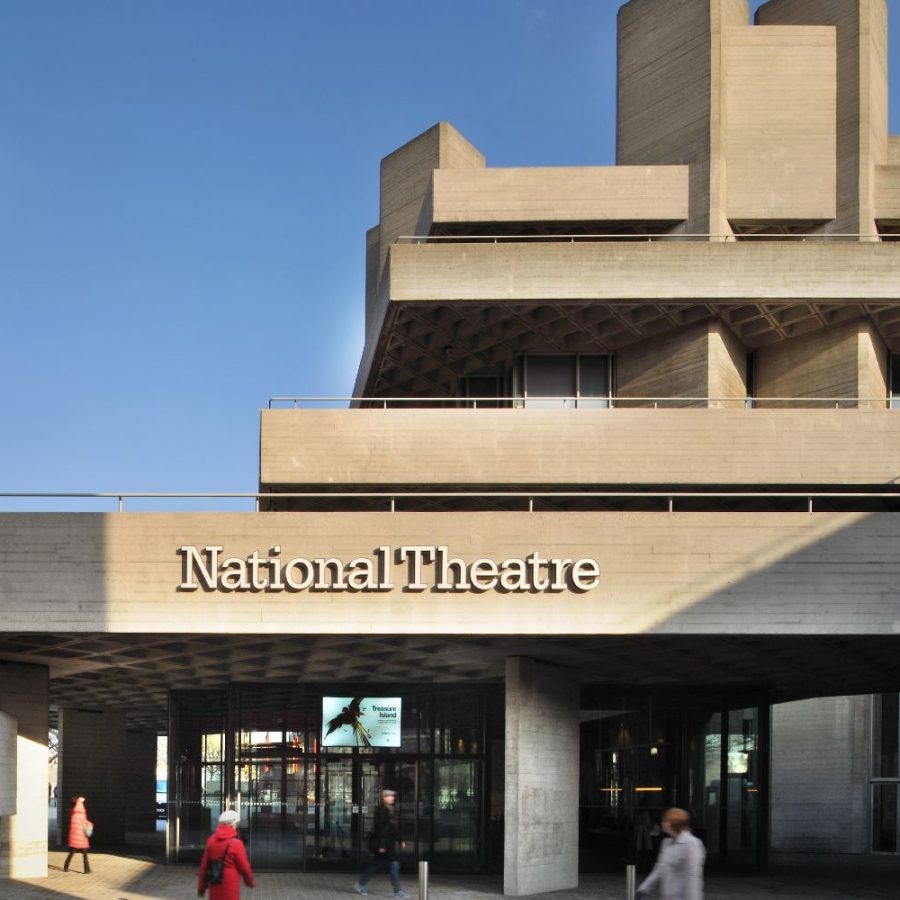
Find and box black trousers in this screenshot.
[63,848,90,872]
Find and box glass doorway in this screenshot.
[306,757,355,867]
[168,684,499,872]
[579,691,768,874]
[237,728,306,868]
[305,756,422,871]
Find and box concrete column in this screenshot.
[0,661,49,879]
[0,711,15,819]
[504,656,579,897]
[58,708,128,847]
[770,695,870,854]
[126,730,158,833]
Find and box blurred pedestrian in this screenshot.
[355,789,408,898]
[63,795,93,874]
[636,807,705,900]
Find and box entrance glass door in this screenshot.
[579,693,767,873]
[306,756,356,868]
[359,759,421,868]
[237,732,306,868]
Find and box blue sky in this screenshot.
[1,1,897,509]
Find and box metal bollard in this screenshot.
[625,863,636,900]
[418,859,429,900]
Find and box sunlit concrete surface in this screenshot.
[4,851,898,900]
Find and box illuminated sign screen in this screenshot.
[321,696,402,748]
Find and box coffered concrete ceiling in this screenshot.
[367,300,900,398]
[2,632,897,733]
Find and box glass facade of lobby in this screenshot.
[580,689,768,873]
[168,684,504,871]
[169,683,768,874]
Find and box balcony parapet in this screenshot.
[387,239,900,303]
[269,395,890,410]
[259,406,900,489]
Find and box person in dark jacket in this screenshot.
[63,796,94,874]
[197,809,255,900]
[355,789,408,898]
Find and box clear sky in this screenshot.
[1,1,898,509]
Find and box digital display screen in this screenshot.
[321,696,402,748]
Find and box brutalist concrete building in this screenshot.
[1,0,900,894]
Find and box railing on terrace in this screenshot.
[269,395,894,409]
[397,233,898,244]
[4,490,900,514]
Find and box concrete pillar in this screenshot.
[770,695,870,854]
[0,711,15,819]
[58,708,128,847]
[126,730,158,833]
[0,661,49,879]
[504,657,579,897]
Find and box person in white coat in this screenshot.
[636,808,705,900]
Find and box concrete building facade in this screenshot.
[1,0,900,894]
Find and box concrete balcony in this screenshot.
[387,239,900,304]
[259,406,900,488]
[421,165,689,230]
[355,239,900,397]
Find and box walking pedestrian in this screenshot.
[636,807,705,900]
[355,789,408,898]
[197,809,255,899]
[63,795,93,874]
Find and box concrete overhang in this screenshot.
[424,165,689,229]
[388,240,900,303]
[354,240,900,397]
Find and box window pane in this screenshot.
[435,690,481,754]
[465,376,502,408]
[891,356,900,406]
[726,707,760,867]
[873,784,898,852]
[525,356,575,408]
[579,356,610,408]
[702,712,722,857]
[433,759,480,867]
[874,693,899,778]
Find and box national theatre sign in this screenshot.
[177,544,601,594]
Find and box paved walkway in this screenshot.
[4,850,899,900]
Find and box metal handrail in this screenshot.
[397,233,892,243]
[3,489,900,513]
[268,395,891,409]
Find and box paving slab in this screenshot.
[4,850,899,900]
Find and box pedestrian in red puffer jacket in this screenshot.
[63,796,94,874]
[197,809,255,899]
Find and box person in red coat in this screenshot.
[63,795,94,874]
[197,809,255,899]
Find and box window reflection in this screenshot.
[579,694,764,872]
[168,685,496,872]
[515,354,612,408]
